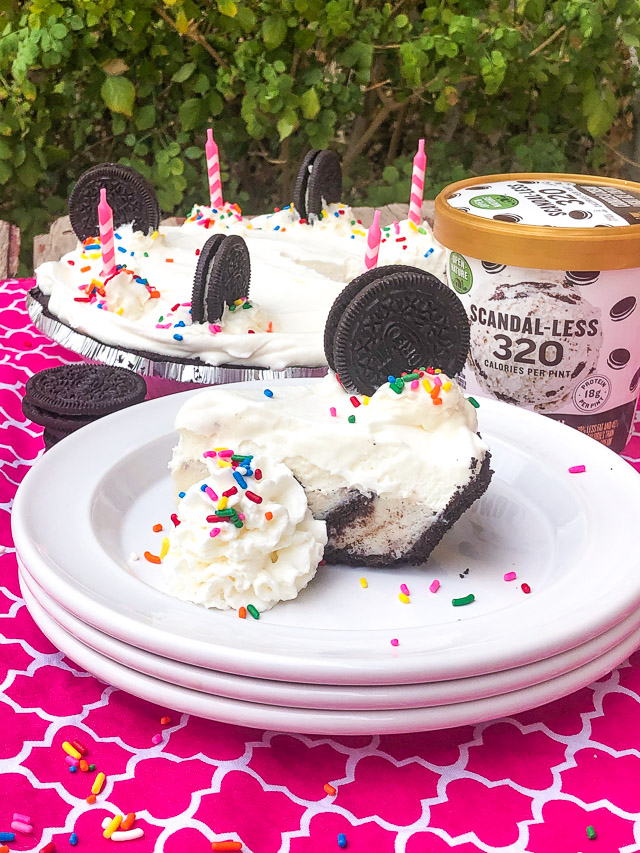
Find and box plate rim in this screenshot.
[19,561,640,711]
[19,573,640,735]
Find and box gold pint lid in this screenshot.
[434,173,640,271]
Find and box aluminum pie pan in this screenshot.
[26,287,328,387]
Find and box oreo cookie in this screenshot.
[22,398,94,434]
[294,149,342,221]
[630,366,640,394]
[565,270,600,286]
[330,269,470,396]
[191,234,250,324]
[492,214,522,223]
[307,150,342,218]
[610,296,636,322]
[43,429,64,451]
[568,209,592,220]
[191,234,226,324]
[293,149,320,220]
[69,164,160,242]
[323,265,425,372]
[25,364,147,417]
[481,261,506,274]
[607,348,631,370]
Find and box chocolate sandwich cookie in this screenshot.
[607,348,631,370]
[481,261,506,274]
[323,265,433,372]
[22,398,94,434]
[565,270,600,286]
[191,233,226,323]
[205,235,251,323]
[492,213,522,223]
[610,296,636,321]
[43,429,65,451]
[69,163,160,242]
[330,268,470,396]
[25,364,147,417]
[293,149,342,221]
[293,149,320,220]
[306,150,342,219]
[191,234,251,324]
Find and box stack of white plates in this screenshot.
[12,380,640,735]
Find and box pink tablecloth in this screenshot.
[3,276,640,853]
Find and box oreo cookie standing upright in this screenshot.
[323,265,427,372]
[191,233,226,323]
[329,268,470,396]
[306,150,342,219]
[205,235,251,323]
[69,164,160,241]
[293,149,342,221]
[191,234,251,324]
[293,149,320,221]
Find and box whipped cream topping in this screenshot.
[104,268,151,319]
[36,201,446,369]
[170,373,488,515]
[163,453,327,612]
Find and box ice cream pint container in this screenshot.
[434,173,640,452]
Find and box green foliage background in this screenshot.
[1,0,639,272]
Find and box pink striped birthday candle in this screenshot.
[205,127,224,210]
[98,187,116,278]
[408,138,427,227]
[364,209,382,270]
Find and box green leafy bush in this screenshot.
[1,0,639,273]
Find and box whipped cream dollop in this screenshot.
[170,372,487,515]
[163,453,327,612]
[105,269,151,319]
[36,201,446,369]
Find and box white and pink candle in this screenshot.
[364,209,381,270]
[98,187,116,278]
[408,138,426,227]
[206,127,224,210]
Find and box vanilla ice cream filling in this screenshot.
[170,374,489,564]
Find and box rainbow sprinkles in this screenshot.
[161,443,327,613]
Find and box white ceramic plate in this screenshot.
[20,563,640,711]
[12,379,640,685]
[19,575,640,735]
